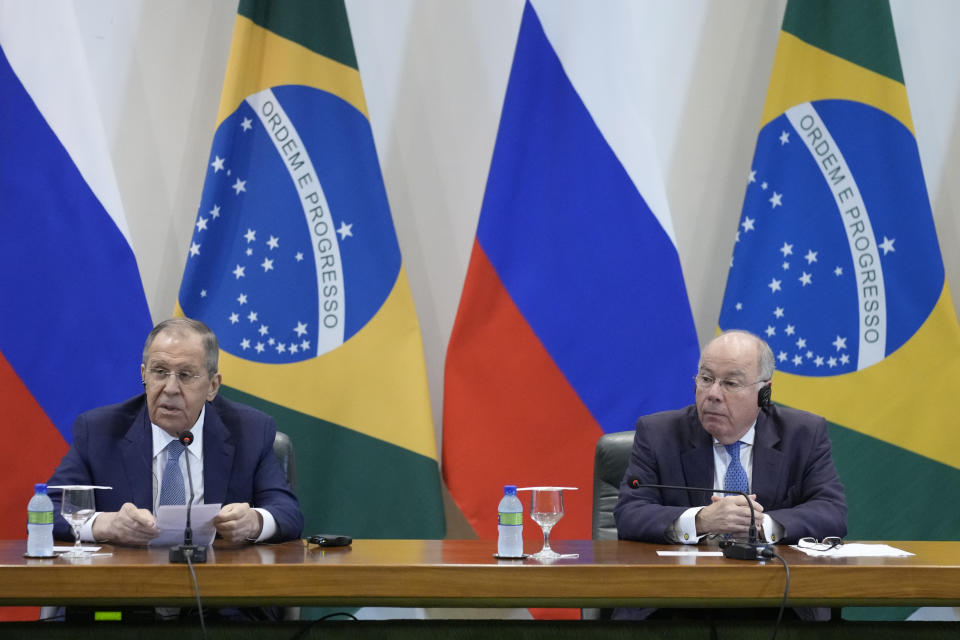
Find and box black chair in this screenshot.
[591,430,634,541]
[272,430,297,491]
[583,430,634,620]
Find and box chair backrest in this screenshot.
[273,430,297,492]
[591,430,634,540]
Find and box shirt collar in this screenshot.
[712,420,756,447]
[152,404,205,458]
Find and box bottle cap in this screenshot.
[34,483,47,493]
[504,484,517,495]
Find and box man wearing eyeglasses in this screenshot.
[615,329,846,547]
[46,317,303,546]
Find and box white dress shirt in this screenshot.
[670,423,784,544]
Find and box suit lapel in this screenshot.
[680,412,715,505]
[752,410,783,507]
[202,400,235,505]
[121,403,154,510]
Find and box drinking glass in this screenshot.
[60,487,95,557]
[529,488,578,560]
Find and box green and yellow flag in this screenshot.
[176,0,444,539]
[720,0,960,547]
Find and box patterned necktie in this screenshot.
[723,441,749,494]
[158,440,186,506]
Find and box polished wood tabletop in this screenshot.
[3,539,959,608]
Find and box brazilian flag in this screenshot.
[176,0,444,540]
[719,0,960,616]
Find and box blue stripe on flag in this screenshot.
[0,43,152,441]
[476,2,699,433]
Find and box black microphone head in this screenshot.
[179,431,195,446]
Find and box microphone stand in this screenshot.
[630,481,774,560]
[170,432,207,563]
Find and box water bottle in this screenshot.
[27,483,54,557]
[497,484,524,557]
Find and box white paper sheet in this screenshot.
[790,543,914,558]
[148,503,221,547]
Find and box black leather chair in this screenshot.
[272,430,297,491]
[591,430,634,541]
[583,430,634,620]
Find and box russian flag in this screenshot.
[443,1,699,544]
[0,5,152,549]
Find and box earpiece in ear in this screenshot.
[758,384,772,409]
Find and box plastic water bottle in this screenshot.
[497,484,524,557]
[27,483,54,557]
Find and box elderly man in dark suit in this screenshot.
[615,329,846,546]
[613,330,846,621]
[47,317,302,545]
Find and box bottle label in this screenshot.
[498,511,522,526]
[28,510,54,525]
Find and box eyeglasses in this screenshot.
[144,368,208,388]
[797,536,843,551]
[693,374,767,394]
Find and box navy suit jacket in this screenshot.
[47,394,304,543]
[614,404,847,544]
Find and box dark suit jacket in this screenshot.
[614,404,847,544]
[47,394,304,543]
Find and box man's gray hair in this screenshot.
[142,317,219,376]
[701,329,775,381]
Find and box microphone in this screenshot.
[628,480,774,561]
[169,430,207,563]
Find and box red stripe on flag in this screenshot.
[443,240,603,541]
[0,349,68,620]
[0,348,69,537]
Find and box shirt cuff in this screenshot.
[80,512,101,542]
[760,513,784,543]
[253,508,277,542]
[670,507,705,544]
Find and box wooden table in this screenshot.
[3,539,959,608]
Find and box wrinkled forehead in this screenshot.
[144,330,206,367]
[699,336,759,378]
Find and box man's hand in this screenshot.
[92,502,159,546]
[213,502,263,543]
[695,494,764,536]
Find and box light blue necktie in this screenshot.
[158,440,186,506]
[723,441,749,495]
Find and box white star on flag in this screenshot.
[799,272,812,286]
[232,178,247,195]
[337,221,353,240]
[196,217,208,232]
[785,324,795,335]
[780,242,793,257]
[237,293,247,305]
[796,337,807,349]
[267,235,279,250]
[804,250,817,264]
[244,229,256,243]
[241,117,253,131]
[211,156,225,172]
[232,264,245,279]
[832,335,847,350]
[768,278,781,293]
[247,311,258,322]
[779,131,790,145]
[259,324,269,336]
[765,325,776,337]
[773,307,784,318]
[229,313,239,324]
[261,257,274,272]
[741,217,755,232]
[769,192,783,208]
[880,236,896,254]
[189,242,200,257]
[294,321,308,336]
